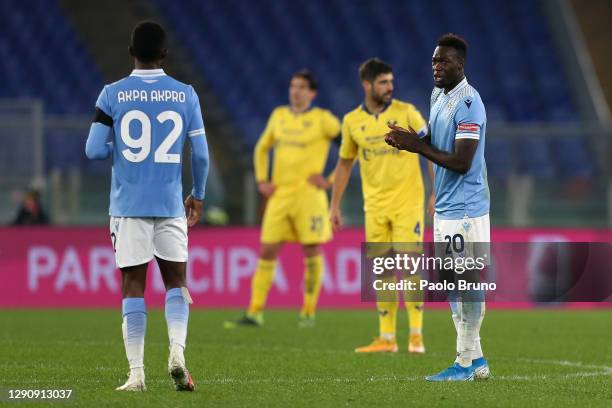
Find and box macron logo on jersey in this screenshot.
[456,123,480,140]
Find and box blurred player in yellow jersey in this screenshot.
[225,70,340,329]
[331,58,434,353]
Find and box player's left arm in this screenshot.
[185,134,208,227]
[312,111,341,189]
[386,98,482,175]
[324,131,344,186]
[188,135,209,201]
[185,87,210,226]
[85,88,113,160]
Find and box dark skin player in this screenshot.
[384,44,482,292]
[122,44,203,299]
[384,45,477,175]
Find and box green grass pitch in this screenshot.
[1,308,611,407]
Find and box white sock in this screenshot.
[449,294,461,359]
[473,301,485,360]
[455,322,474,367]
[449,290,460,333]
[130,366,144,378]
[165,288,189,348]
[450,299,460,333]
[473,336,484,360]
[121,298,146,370]
[454,300,484,367]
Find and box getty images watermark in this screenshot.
[370,251,495,292]
[360,241,495,302]
[360,241,612,303]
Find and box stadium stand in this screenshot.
[155,0,580,127]
[0,0,593,181]
[0,0,102,113]
[154,0,585,179]
[0,0,104,172]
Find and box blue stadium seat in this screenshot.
[155,0,580,154]
[0,0,102,111]
[485,138,513,180]
[0,0,588,177]
[550,138,594,179]
[0,0,104,172]
[45,132,85,171]
[516,138,556,179]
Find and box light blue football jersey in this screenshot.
[429,77,490,220]
[92,69,208,217]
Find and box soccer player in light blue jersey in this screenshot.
[385,33,490,382]
[85,21,209,391]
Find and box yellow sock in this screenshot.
[405,301,424,335]
[247,258,276,316]
[377,274,398,340]
[403,273,424,335]
[301,255,324,317]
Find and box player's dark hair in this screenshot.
[437,33,468,60]
[130,21,167,62]
[292,69,318,90]
[359,58,392,83]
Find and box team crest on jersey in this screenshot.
[360,125,366,132]
[303,120,312,128]
[464,99,472,109]
[387,119,397,127]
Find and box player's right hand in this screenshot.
[308,174,332,190]
[330,207,343,232]
[257,182,276,198]
[385,124,421,153]
[184,195,203,227]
